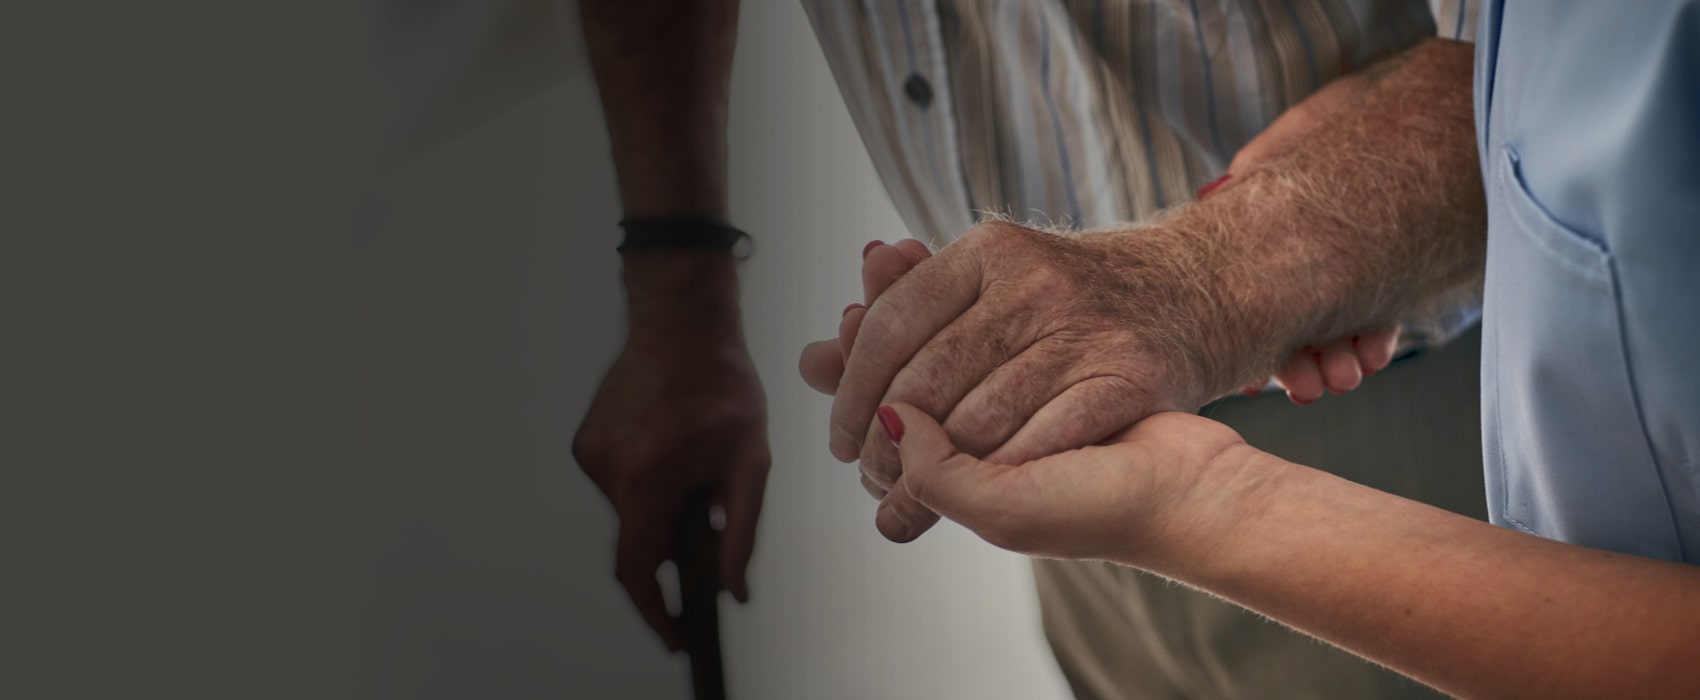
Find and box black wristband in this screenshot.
[617,217,752,259]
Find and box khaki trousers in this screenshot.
[1035,327,1485,699]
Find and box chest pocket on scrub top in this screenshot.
[1482,145,1677,559]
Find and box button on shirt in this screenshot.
[378,0,1482,346]
[1476,0,1700,562]
[801,0,1480,347]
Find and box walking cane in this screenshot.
[676,491,726,699]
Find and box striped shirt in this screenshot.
[379,0,1479,344]
[802,0,1478,243]
[802,0,1480,345]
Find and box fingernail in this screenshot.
[876,405,905,444]
[843,302,863,317]
[863,240,885,259]
[1242,387,1261,397]
[1291,395,1314,406]
[1195,173,1232,200]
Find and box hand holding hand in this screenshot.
[873,401,1260,569]
[801,233,1398,543]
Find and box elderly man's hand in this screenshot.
[811,222,1253,542]
[801,239,1394,541]
[574,253,769,652]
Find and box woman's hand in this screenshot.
[872,402,1269,569]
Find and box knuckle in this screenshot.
[947,404,1010,457]
[1023,263,1075,296]
[963,220,1018,246]
[891,360,952,411]
[852,305,901,358]
[963,220,1044,260]
[570,429,599,464]
[900,470,931,507]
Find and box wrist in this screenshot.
[1077,223,1276,405]
[1150,183,1357,395]
[1132,444,1301,581]
[621,250,743,334]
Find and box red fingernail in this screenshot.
[1242,387,1261,397]
[876,405,905,444]
[843,302,863,317]
[1195,173,1232,200]
[1291,396,1314,406]
[863,240,885,259]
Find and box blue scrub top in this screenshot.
[1476,0,1700,562]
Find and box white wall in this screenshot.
[352,2,1070,698]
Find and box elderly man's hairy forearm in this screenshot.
[1098,39,1485,391]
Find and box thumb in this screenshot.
[876,403,1003,524]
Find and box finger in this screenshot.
[862,243,923,306]
[940,338,1082,458]
[875,473,943,543]
[1273,350,1325,405]
[1319,340,1362,394]
[836,241,931,385]
[718,457,768,604]
[799,339,845,395]
[614,497,683,652]
[854,299,1041,482]
[892,238,933,266]
[1354,327,1399,376]
[982,375,1157,465]
[839,303,867,358]
[829,247,985,461]
[859,429,902,491]
[861,473,888,500]
[878,403,1008,529]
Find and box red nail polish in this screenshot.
[876,405,905,444]
[843,303,863,317]
[1292,396,1314,406]
[863,240,885,259]
[1195,173,1232,200]
[1242,387,1261,397]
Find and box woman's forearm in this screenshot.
[1152,449,1700,699]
